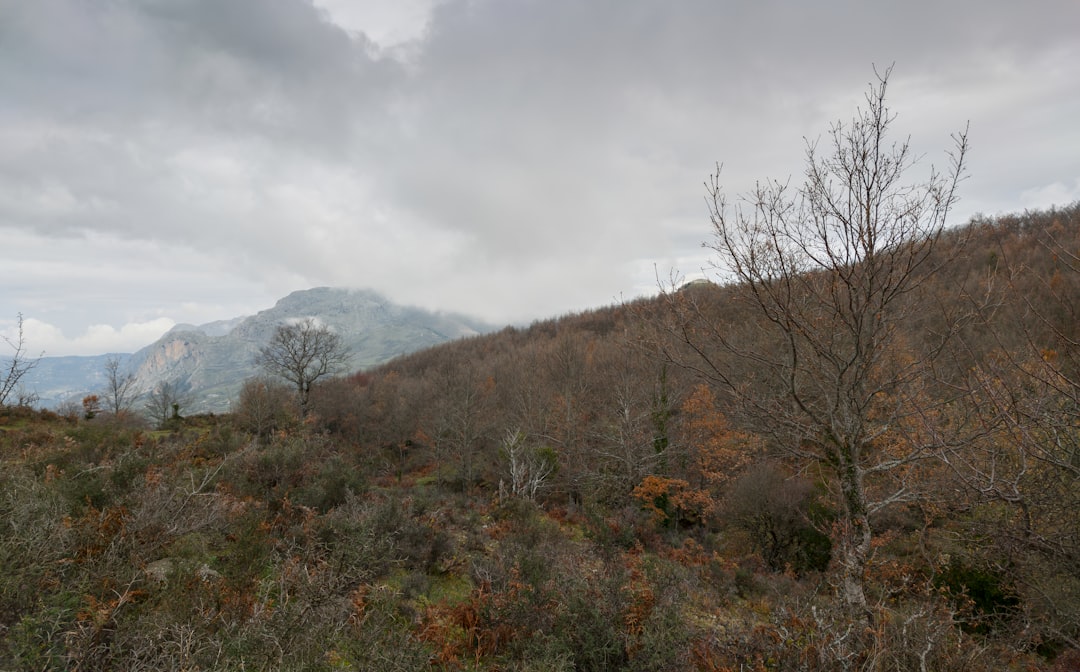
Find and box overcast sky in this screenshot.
[3,0,1079,356]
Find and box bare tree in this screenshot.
[234,376,294,444]
[427,355,494,490]
[1,313,41,407]
[144,380,192,428]
[501,428,557,502]
[102,356,138,416]
[945,218,1080,648]
[256,318,351,418]
[659,68,969,625]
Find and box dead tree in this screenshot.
[1,313,41,407]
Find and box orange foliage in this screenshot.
[632,475,711,526]
[82,394,101,419]
[680,384,757,490]
[632,386,761,528]
[77,586,146,632]
[623,554,656,651]
[70,504,130,560]
[418,582,518,667]
[664,537,713,567]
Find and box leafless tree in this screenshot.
[427,355,493,489]
[144,379,192,428]
[256,318,351,418]
[234,376,294,444]
[102,356,138,416]
[501,428,557,502]
[1,313,41,407]
[658,67,969,625]
[945,219,1080,649]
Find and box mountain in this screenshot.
[20,288,495,414]
[5,353,130,410]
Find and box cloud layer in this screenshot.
[2,0,1079,355]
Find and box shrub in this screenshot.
[234,377,295,443]
[293,453,368,512]
[230,437,313,506]
[632,475,710,528]
[934,557,1020,634]
[724,461,832,574]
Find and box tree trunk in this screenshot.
[837,456,874,627]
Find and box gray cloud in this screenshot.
[2,0,1078,354]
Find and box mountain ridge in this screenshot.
[17,287,496,414]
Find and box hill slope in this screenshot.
[1,206,1078,670]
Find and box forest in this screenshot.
[2,76,1079,669]
[1,202,1078,671]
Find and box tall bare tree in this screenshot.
[102,356,137,416]
[1,313,41,408]
[426,354,494,490]
[659,68,969,624]
[257,318,351,418]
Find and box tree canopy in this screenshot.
[257,318,351,417]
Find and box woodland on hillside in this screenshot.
[2,72,1079,669]
[1,203,1078,671]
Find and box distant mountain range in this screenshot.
[17,288,495,414]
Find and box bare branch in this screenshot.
[257,318,351,418]
[1,313,42,407]
[655,68,970,626]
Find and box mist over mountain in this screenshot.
[18,288,494,414]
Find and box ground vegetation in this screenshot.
[2,203,1079,669]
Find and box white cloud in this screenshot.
[2,0,1079,355]
[7,318,176,358]
[311,0,439,50]
[1021,179,1080,212]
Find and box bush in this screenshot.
[724,461,832,574]
[292,453,368,512]
[233,376,295,443]
[934,557,1020,634]
[230,437,313,506]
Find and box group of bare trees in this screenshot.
[164,64,1075,661]
[0,316,193,427]
[148,67,1080,664]
[5,64,1075,661]
[72,356,190,427]
[946,218,1080,649]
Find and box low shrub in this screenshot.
[934,556,1020,634]
[724,461,832,574]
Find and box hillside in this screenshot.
[1,205,1079,670]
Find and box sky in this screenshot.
[2,0,1079,357]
